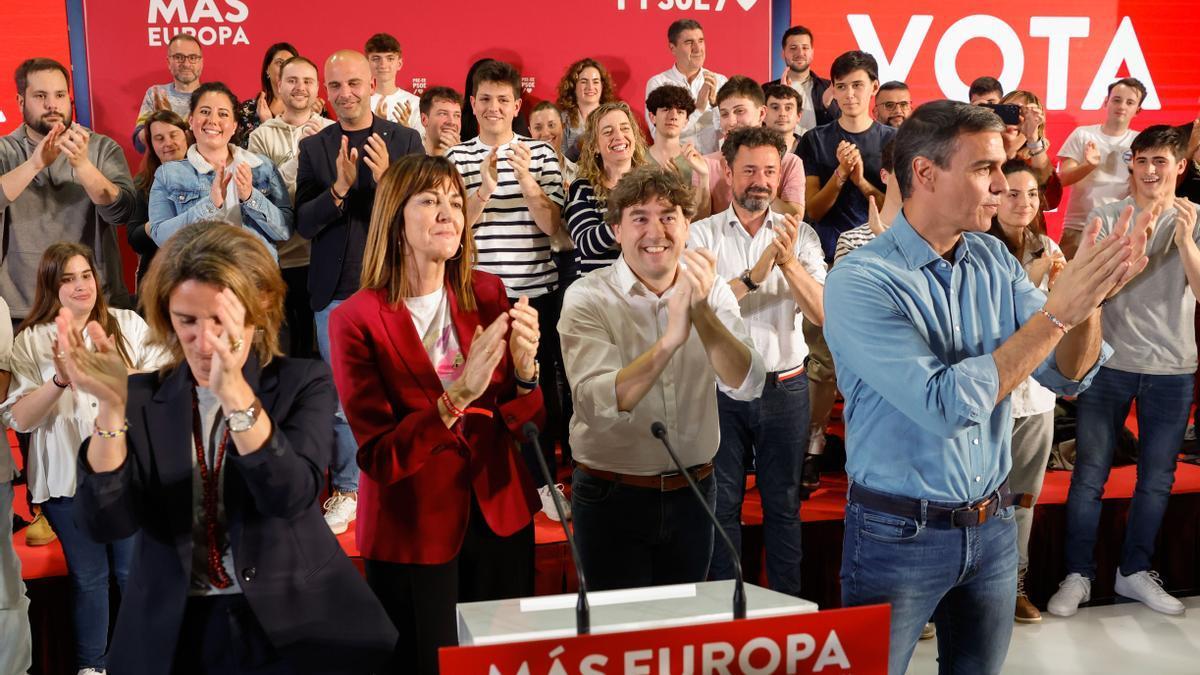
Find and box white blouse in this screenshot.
[1,308,171,503]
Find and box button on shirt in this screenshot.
[644,66,727,154]
[824,212,1111,503]
[688,206,826,372]
[559,256,766,475]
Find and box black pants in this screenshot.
[513,290,567,487]
[280,265,317,359]
[364,498,534,675]
[172,595,295,675]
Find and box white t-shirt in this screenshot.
[405,287,463,387]
[370,89,424,137]
[1057,124,1138,231]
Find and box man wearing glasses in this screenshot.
[132,34,203,152]
[875,81,912,128]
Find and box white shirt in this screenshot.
[644,65,727,154]
[405,287,464,388]
[370,89,424,137]
[1057,124,1138,231]
[688,207,827,372]
[2,309,171,503]
[559,256,766,475]
[786,74,818,133]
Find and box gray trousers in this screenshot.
[1009,411,1055,571]
[0,480,32,674]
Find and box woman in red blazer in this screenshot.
[329,154,544,674]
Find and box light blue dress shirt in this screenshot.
[824,211,1111,503]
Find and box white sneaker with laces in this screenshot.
[539,483,571,522]
[323,492,357,535]
[1047,573,1091,617]
[77,669,106,675]
[1115,569,1185,615]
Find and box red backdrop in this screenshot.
[0,2,73,135]
[790,1,1200,236]
[82,0,774,168]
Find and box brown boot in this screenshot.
[24,509,57,546]
[1015,569,1042,623]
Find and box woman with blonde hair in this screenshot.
[330,154,543,674]
[3,242,169,674]
[565,101,660,272]
[555,57,618,161]
[64,221,396,673]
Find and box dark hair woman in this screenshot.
[129,109,190,291]
[3,242,169,673]
[329,155,543,674]
[64,222,397,673]
[235,42,303,145]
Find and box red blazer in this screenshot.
[329,273,543,565]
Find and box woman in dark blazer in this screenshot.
[329,154,543,675]
[62,221,396,674]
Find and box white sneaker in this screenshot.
[1047,573,1091,617]
[539,484,571,522]
[1115,569,1185,615]
[78,669,106,675]
[322,492,357,535]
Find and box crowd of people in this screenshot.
[0,16,1198,675]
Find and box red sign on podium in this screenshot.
[440,604,889,674]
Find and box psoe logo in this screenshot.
[147,0,251,47]
[521,77,537,94]
[616,0,758,10]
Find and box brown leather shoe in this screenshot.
[24,511,57,546]
[1015,571,1042,623]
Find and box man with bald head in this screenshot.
[296,49,424,534]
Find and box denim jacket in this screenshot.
[148,145,292,258]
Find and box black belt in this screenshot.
[849,481,1032,529]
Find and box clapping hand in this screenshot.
[233,162,254,203]
[363,133,390,183]
[507,297,540,384]
[56,125,93,169]
[30,123,65,171]
[772,215,800,267]
[334,136,359,196]
[210,162,234,209]
[55,308,127,409]
[679,248,718,310]
[449,314,510,405]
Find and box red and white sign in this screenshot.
[791,2,1199,147]
[439,604,890,674]
[82,0,772,167]
[0,3,72,136]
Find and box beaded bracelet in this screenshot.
[1038,308,1069,335]
[94,420,129,438]
[440,391,466,419]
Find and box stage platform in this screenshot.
[13,439,1200,673]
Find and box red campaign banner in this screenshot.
[81,0,773,168]
[439,604,890,675]
[0,3,72,136]
[789,1,1200,236]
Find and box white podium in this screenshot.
[457,580,818,646]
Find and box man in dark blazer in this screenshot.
[295,50,423,535]
[763,25,840,133]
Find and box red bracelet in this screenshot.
[441,391,465,419]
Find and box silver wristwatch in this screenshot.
[225,398,262,433]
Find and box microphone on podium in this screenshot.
[522,422,590,635]
[650,421,747,620]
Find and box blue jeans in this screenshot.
[571,468,715,591]
[41,496,134,669]
[315,298,359,493]
[710,375,809,596]
[841,496,1017,675]
[1065,367,1193,577]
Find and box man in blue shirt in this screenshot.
[825,100,1149,675]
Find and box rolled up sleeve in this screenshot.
[708,282,766,401]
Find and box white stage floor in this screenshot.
[908,595,1200,674]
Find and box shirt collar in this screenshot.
[720,204,780,241]
[187,144,263,174]
[890,209,973,270]
[612,255,682,299]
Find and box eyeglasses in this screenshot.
[169,54,203,64]
[879,100,912,111]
